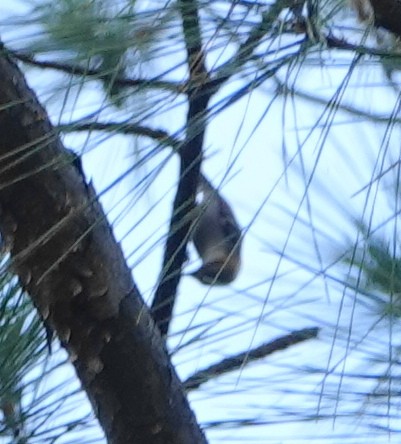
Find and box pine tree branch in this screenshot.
[325,33,401,58]
[184,327,320,391]
[58,121,220,192]
[8,0,303,105]
[0,46,206,444]
[58,121,182,150]
[5,0,332,108]
[6,48,183,93]
[151,0,212,337]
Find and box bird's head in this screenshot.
[190,257,240,285]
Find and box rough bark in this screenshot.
[0,48,207,444]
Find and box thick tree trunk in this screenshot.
[0,48,207,444]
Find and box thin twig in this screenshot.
[57,121,182,150]
[184,327,320,390]
[325,33,401,58]
[6,49,182,93]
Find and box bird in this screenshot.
[190,175,242,285]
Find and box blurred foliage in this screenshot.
[344,224,401,317]
[30,0,176,105]
[0,261,44,441]
[0,258,101,443]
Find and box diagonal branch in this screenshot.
[0,46,206,444]
[151,0,212,337]
[184,327,320,391]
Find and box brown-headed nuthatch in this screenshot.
[190,175,242,285]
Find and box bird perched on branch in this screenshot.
[190,175,242,285]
